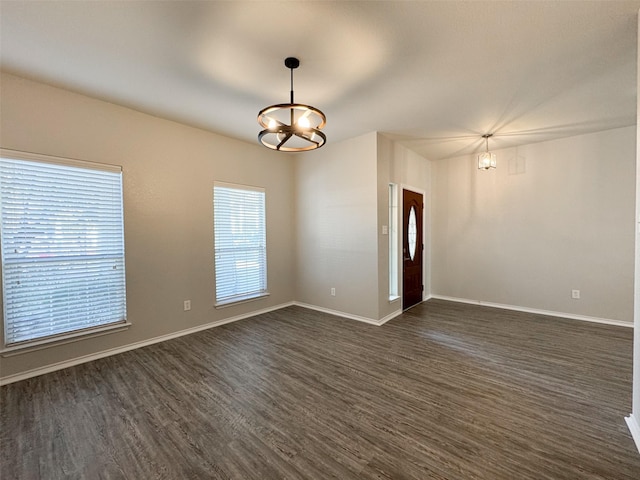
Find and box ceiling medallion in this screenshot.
[257,57,326,152]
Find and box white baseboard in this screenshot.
[625,414,640,454]
[0,300,406,385]
[429,295,633,328]
[379,309,403,325]
[4,294,625,386]
[292,302,401,326]
[0,301,296,386]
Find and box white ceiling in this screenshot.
[1,1,639,160]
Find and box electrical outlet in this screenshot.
[331,288,336,296]
[184,300,191,311]
[571,290,580,299]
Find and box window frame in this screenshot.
[0,149,129,353]
[389,183,400,301]
[213,181,269,308]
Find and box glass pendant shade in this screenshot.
[258,57,326,152]
[478,151,497,170]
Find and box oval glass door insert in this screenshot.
[408,206,417,261]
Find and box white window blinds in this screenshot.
[213,183,267,305]
[0,153,127,346]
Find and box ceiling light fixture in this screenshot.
[258,57,326,152]
[478,133,497,170]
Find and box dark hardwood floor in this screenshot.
[1,299,639,479]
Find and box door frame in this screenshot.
[398,184,427,308]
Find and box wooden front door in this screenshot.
[403,189,423,310]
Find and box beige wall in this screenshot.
[377,135,432,319]
[1,71,635,384]
[631,7,640,427]
[431,126,636,323]
[294,131,380,319]
[0,72,296,379]
[0,73,426,380]
[293,132,434,323]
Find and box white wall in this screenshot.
[431,127,636,324]
[294,132,380,320]
[0,72,296,379]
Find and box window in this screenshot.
[0,150,127,347]
[213,183,267,306]
[389,183,399,299]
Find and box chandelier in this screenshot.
[258,57,326,152]
[478,133,497,170]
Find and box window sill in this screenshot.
[1,321,131,357]
[215,292,270,309]
[389,295,401,303]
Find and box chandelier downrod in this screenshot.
[287,57,298,104]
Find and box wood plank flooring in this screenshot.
[2,299,640,479]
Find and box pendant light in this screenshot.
[478,133,497,170]
[258,57,326,152]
